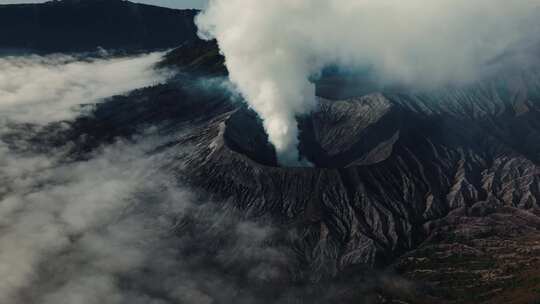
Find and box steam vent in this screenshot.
[224,94,399,168]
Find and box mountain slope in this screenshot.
[21,48,538,302]
[177,73,540,303]
[0,0,199,53]
[4,34,540,303]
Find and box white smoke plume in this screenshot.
[196,0,540,165]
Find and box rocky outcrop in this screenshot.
[169,70,540,302]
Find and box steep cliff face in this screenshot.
[166,69,540,301]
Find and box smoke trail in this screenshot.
[196,0,540,166]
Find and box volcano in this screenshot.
[2,1,540,303]
[20,40,537,302]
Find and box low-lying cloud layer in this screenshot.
[0,52,170,124]
[0,132,289,304]
[0,53,293,304]
[197,0,540,165]
[1,127,391,303]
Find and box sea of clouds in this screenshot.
[0,52,289,304]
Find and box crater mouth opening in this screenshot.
[223,96,400,169]
[223,108,280,167]
[223,108,319,168]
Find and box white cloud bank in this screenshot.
[0,52,290,304]
[197,0,540,165]
[0,52,170,124]
[0,52,169,303]
[0,134,289,304]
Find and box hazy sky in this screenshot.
[0,0,207,9]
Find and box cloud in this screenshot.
[0,52,171,124]
[0,53,292,303]
[196,0,540,165]
[0,137,152,303]
[0,49,414,304]
[0,127,294,303]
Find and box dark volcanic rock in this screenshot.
[15,51,540,302]
[167,70,540,302]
